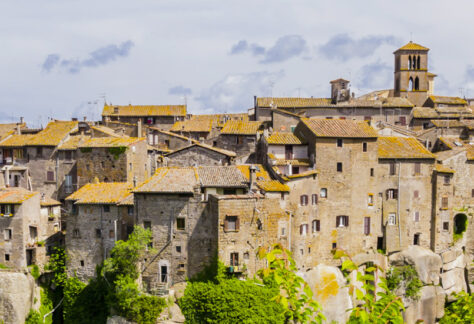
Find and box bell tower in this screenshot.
[394,41,431,106]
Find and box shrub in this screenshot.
[440,292,474,323]
[29,264,41,280]
[386,265,423,301]
[25,310,42,324]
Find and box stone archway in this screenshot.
[453,213,468,238]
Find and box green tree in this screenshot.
[440,292,474,323]
[257,244,325,324]
[333,249,404,324]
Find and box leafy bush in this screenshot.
[45,247,68,287]
[29,264,41,280]
[180,278,286,323]
[440,292,474,323]
[386,265,423,301]
[25,309,42,324]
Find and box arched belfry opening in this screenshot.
[409,77,414,91]
[415,77,419,90]
[417,56,421,70]
[408,56,412,70]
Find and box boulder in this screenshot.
[106,316,135,324]
[389,246,442,285]
[442,252,466,272]
[171,282,187,300]
[441,249,462,264]
[403,285,445,324]
[441,267,467,298]
[0,271,35,324]
[303,264,352,324]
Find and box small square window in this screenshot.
[370,168,374,177]
[337,162,343,172]
[177,218,186,230]
[127,206,134,216]
[5,253,10,261]
[80,260,84,267]
[337,139,343,147]
[103,205,110,213]
[363,142,367,152]
[178,263,185,271]
[320,188,327,198]
[388,213,396,225]
[332,242,337,249]
[4,229,12,241]
[95,229,101,238]
[225,216,239,231]
[176,246,182,253]
[46,171,55,182]
[144,221,151,229]
[444,175,450,185]
[443,222,449,231]
[109,230,114,239]
[73,229,80,238]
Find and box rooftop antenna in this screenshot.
[459,88,464,98]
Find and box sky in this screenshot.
[1,0,474,127]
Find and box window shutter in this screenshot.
[300,225,303,235]
[224,218,228,231]
[415,212,420,222]
[316,220,320,232]
[415,163,421,174]
[394,190,398,199]
[414,190,419,198]
[364,217,370,235]
[300,195,304,205]
[345,216,349,227]
[236,217,240,231]
[336,216,339,227]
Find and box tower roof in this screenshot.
[395,41,429,52]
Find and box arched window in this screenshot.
[415,77,419,90]
[409,77,414,91]
[417,56,421,70]
[408,56,412,70]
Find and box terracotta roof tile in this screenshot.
[91,125,128,138]
[58,135,91,150]
[79,137,144,148]
[429,96,467,105]
[0,123,25,141]
[198,166,248,188]
[27,121,78,146]
[170,120,213,133]
[257,97,332,108]
[0,134,35,147]
[66,182,133,204]
[236,164,288,192]
[430,120,467,128]
[102,104,186,117]
[396,41,429,51]
[40,197,61,206]
[378,136,435,159]
[220,120,263,135]
[256,180,289,192]
[0,187,37,204]
[133,167,198,193]
[266,132,306,145]
[166,143,236,157]
[434,164,455,174]
[302,118,378,138]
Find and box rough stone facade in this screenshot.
[215,134,258,164]
[163,145,233,167]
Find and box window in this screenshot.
[337,139,343,147]
[176,246,182,253]
[1,204,13,216]
[413,233,420,245]
[364,116,372,122]
[414,211,420,222]
[311,194,318,205]
[320,188,327,198]
[472,189,474,198]
[114,107,119,113]
[143,221,151,230]
[95,229,101,238]
[29,226,37,240]
[5,254,10,261]
[244,252,249,260]
[414,162,421,175]
[4,229,12,241]
[80,260,84,267]
[291,166,300,174]
[443,222,449,231]
[65,175,73,193]
[176,218,186,230]
[300,224,308,236]
[47,171,55,182]
[103,205,110,213]
[388,213,396,225]
[386,189,398,200]
[300,195,308,206]
[370,168,374,177]
[129,163,132,171]
[444,175,450,185]
[363,142,367,152]
[36,147,42,158]
[389,163,396,175]
[414,190,419,198]
[280,192,285,201]
[336,216,349,227]
[230,252,239,266]
[300,249,304,256]
[65,150,73,161]
[257,219,263,230]
[364,217,371,235]
[332,242,337,249]
[73,229,80,238]
[441,197,448,209]
[368,194,374,206]
[337,162,343,172]
[312,220,320,233]
[178,263,185,271]
[281,227,286,236]
[127,206,134,216]
[236,136,244,145]
[101,161,105,168]
[109,230,114,239]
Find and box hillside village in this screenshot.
[1,41,473,323]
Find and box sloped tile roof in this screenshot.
[198,166,248,188]
[170,120,213,133]
[266,132,306,145]
[411,107,474,119]
[133,167,198,193]
[146,126,197,143]
[58,135,91,150]
[102,104,186,117]
[0,123,25,141]
[256,180,289,192]
[257,97,332,108]
[434,164,455,174]
[220,120,263,135]
[0,134,35,147]
[236,164,289,192]
[396,41,429,51]
[429,96,467,105]
[286,169,319,179]
[378,136,435,159]
[381,97,414,108]
[91,125,128,138]
[302,118,378,138]
[430,120,466,128]
[40,197,61,206]
[166,143,236,157]
[272,158,310,166]
[66,182,133,204]
[79,137,144,148]
[27,121,78,146]
[271,108,304,118]
[0,187,37,204]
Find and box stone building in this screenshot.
[65,182,134,281]
[409,105,474,130]
[146,127,194,152]
[163,143,235,167]
[76,137,148,187]
[216,120,263,164]
[271,109,303,133]
[376,137,436,253]
[39,196,63,254]
[0,187,49,269]
[102,104,187,131]
[169,119,214,141]
[0,120,79,199]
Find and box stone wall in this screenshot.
[0,271,35,324]
[215,134,257,164]
[164,146,231,167]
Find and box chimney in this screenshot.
[254,95,257,108]
[249,165,257,191]
[20,117,24,124]
[72,117,78,121]
[83,116,87,121]
[137,119,142,137]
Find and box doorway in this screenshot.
[160,265,168,283]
